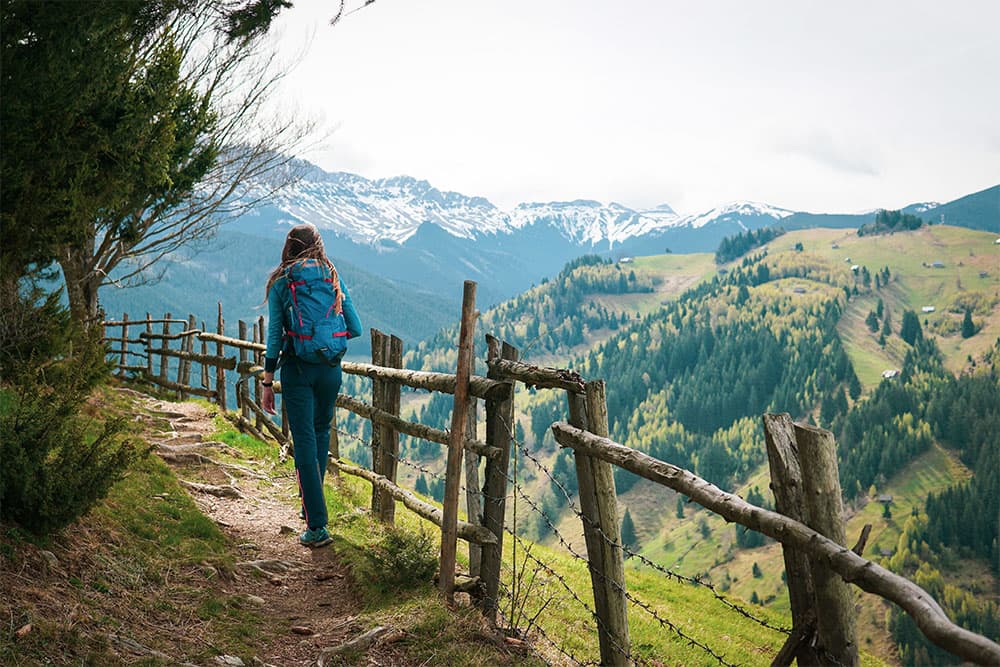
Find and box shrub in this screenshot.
[0,283,142,535]
[365,527,438,592]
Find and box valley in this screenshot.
[384,222,999,666]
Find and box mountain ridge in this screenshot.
[260,160,999,251]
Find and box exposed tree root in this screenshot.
[178,479,242,498]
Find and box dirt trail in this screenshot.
[134,391,404,666]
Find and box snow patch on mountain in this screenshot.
[257,161,803,249]
[677,202,794,229]
[509,200,676,246]
[272,172,512,244]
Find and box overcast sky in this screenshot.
[270,0,1000,216]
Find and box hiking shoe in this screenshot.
[298,507,305,521]
[300,526,332,548]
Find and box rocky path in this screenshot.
[132,390,408,666]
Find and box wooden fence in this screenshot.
[103,284,1000,667]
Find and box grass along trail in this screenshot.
[129,390,414,666]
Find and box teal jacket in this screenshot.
[264,262,363,372]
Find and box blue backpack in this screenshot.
[283,262,349,365]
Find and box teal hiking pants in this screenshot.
[280,359,342,530]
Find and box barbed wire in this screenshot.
[502,419,791,635]
[503,528,642,667]
[330,386,775,663]
[494,578,578,667]
[501,464,735,666]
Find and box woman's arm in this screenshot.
[339,280,363,339]
[264,281,285,374]
[261,281,285,415]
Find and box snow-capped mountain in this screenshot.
[675,202,794,229]
[271,170,510,244]
[258,162,796,252]
[509,200,678,247]
[236,162,997,311]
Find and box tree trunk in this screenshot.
[59,240,102,328]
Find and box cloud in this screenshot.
[773,129,880,177]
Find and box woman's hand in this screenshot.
[262,386,276,415]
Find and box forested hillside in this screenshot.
[393,224,1000,665]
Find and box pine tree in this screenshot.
[900,310,922,345]
[676,496,685,519]
[621,508,638,550]
[415,474,429,496]
[961,308,976,339]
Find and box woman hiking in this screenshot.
[261,223,363,548]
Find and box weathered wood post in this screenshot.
[376,333,403,524]
[439,280,477,602]
[328,406,340,480]
[158,313,171,383]
[763,413,859,667]
[215,304,227,410]
[200,321,210,390]
[145,314,154,378]
[479,336,517,623]
[569,380,631,667]
[118,313,129,377]
[370,329,388,516]
[762,413,822,666]
[463,398,481,577]
[238,320,249,421]
[254,316,264,432]
[795,421,859,667]
[178,314,196,400]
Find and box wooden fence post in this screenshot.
[145,313,153,378]
[795,422,859,667]
[200,321,210,390]
[479,337,518,623]
[215,303,227,410]
[378,334,403,524]
[463,398,481,577]
[254,316,264,432]
[118,313,129,377]
[370,329,388,517]
[238,320,249,421]
[569,381,631,667]
[762,413,822,666]
[158,313,171,383]
[439,280,477,602]
[328,405,340,480]
[178,314,195,400]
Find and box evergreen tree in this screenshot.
[415,474,429,496]
[961,308,976,339]
[900,310,923,345]
[676,496,685,519]
[866,311,879,333]
[621,508,638,550]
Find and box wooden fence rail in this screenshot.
[104,290,1000,667]
[550,421,1000,666]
